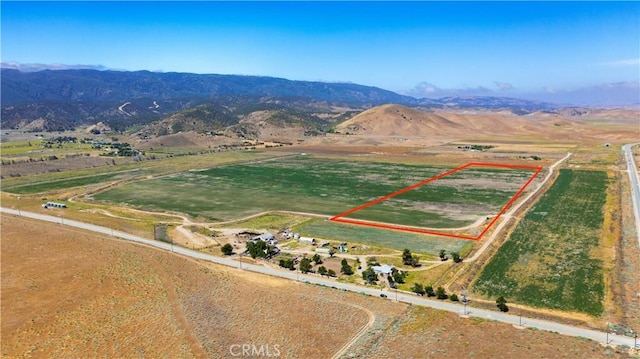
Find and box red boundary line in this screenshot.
[330,162,543,241]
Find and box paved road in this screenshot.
[2,207,637,349]
[623,143,640,248]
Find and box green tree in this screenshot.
[318,266,328,276]
[362,267,378,284]
[329,248,336,258]
[450,293,459,302]
[312,253,323,264]
[451,252,462,263]
[439,249,448,261]
[299,258,312,273]
[410,255,421,267]
[392,270,406,284]
[436,286,448,300]
[496,296,509,312]
[387,274,396,288]
[221,243,234,255]
[246,241,258,259]
[341,258,354,275]
[425,285,435,297]
[402,249,413,265]
[411,283,425,295]
[279,258,295,270]
[327,269,337,277]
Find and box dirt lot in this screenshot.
[2,215,636,358]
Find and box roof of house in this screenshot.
[252,232,275,241]
[371,264,394,274]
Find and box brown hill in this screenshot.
[334,104,638,144]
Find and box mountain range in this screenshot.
[0,67,625,134]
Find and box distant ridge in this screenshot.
[1,68,416,106]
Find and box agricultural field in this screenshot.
[472,169,608,316]
[1,149,279,193]
[92,155,539,230]
[295,219,472,256]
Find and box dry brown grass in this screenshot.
[1,215,371,358]
[345,306,634,359]
[333,105,639,147]
[2,215,637,358]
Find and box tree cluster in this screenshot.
[278,258,295,270]
[317,266,336,277]
[299,257,312,273]
[341,258,354,275]
[246,240,277,259]
[362,267,378,284]
[402,249,421,267]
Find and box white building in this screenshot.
[252,232,277,245]
[371,264,394,275]
[299,236,316,245]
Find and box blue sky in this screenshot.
[2,1,639,101]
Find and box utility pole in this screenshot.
[606,322,610,344]
[461,289,469,315]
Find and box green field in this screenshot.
[93,155,535,227]
[1,150,278,194]
[472,169,607,316]
[5,172,132,194]
[295,219,472,256]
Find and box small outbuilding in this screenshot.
[299,236,316,245]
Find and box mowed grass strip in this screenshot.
[472,169,607,316]
[295,219,472,256]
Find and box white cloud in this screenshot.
[598,58,640,67]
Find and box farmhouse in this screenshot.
[371,264,394,275]
[252,232,277,246]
